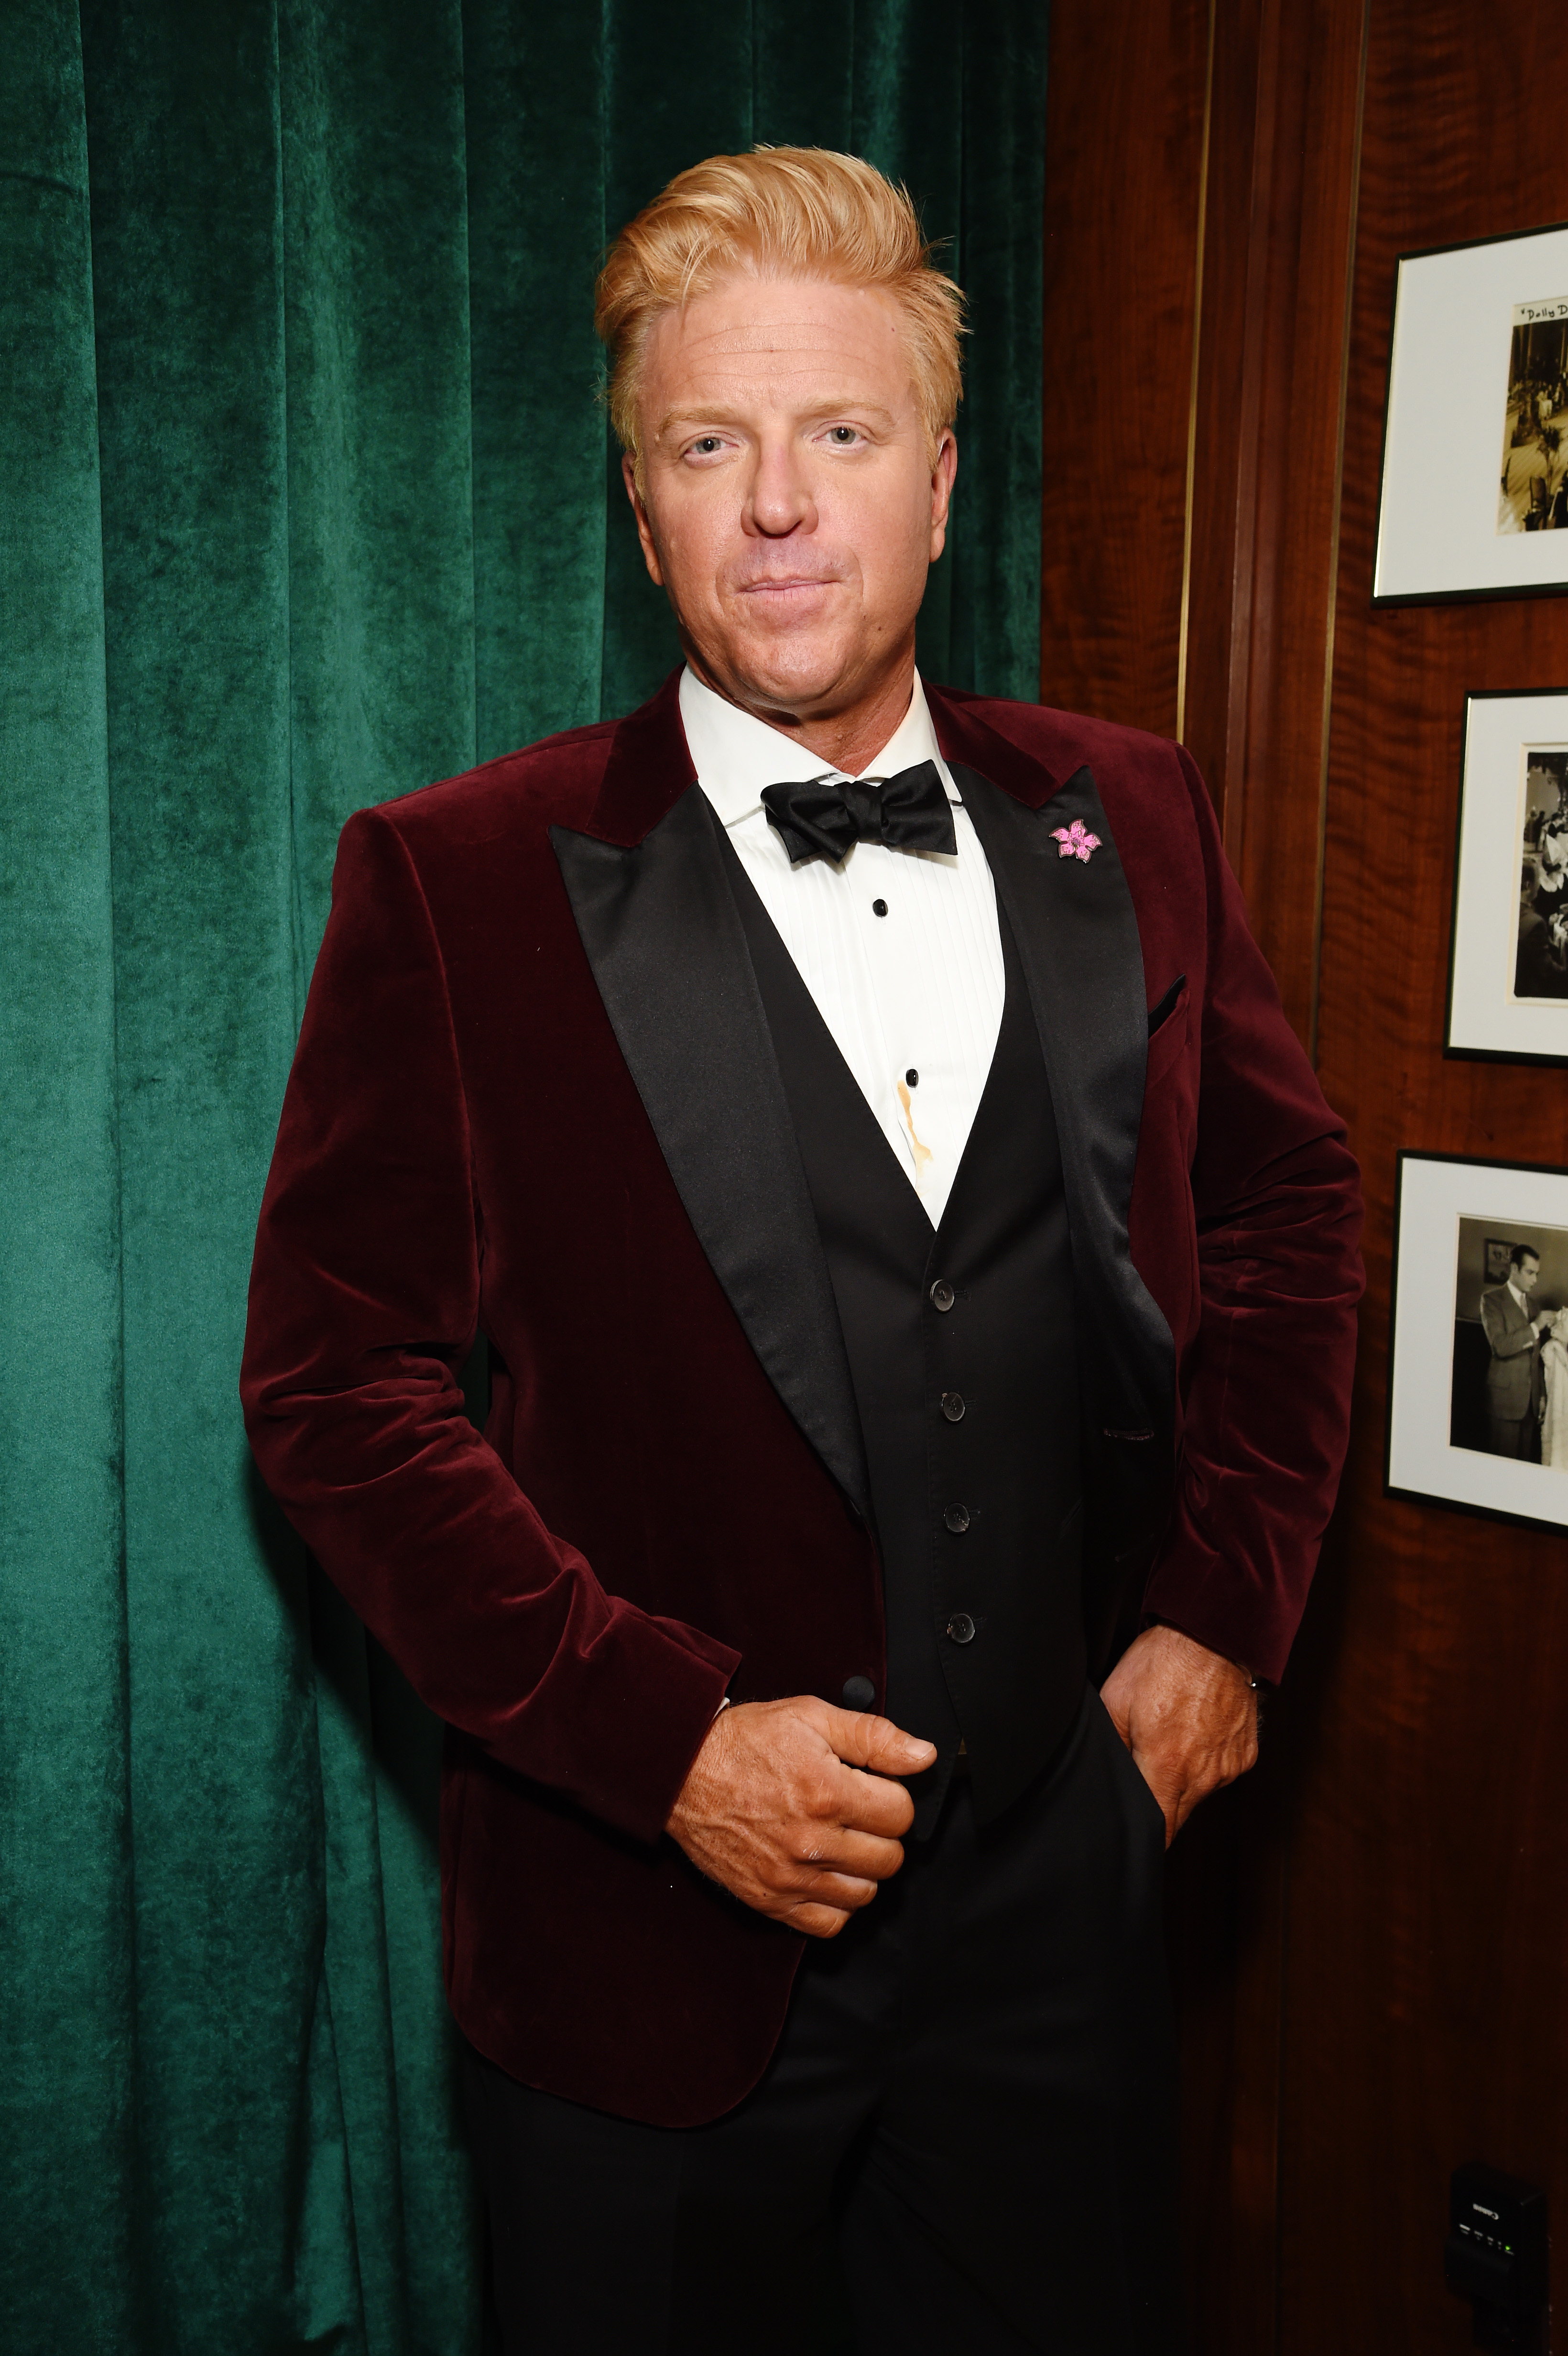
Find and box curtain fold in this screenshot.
[0,7,136,2351]
[0,5,1046,2348]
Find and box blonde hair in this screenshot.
[595,146,965,481]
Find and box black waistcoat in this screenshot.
[721,847,1085,1833]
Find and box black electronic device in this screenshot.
[1445,2162,1548,2350]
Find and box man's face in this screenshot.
[1517,1255,1541,1293]
[625,270,956,723]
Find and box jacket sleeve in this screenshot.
[1481,1291,1534,1358]
[240,807,737,1842]
[1140,748,1365,1684]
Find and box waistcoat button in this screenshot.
[946,1612,976,1644]
[941,1392,965,1421]
[943,1502,970,1533]
[929,1278,955,1311]
[841,1675,876,1712]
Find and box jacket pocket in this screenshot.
[1144,977,1190,1090]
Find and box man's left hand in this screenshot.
[1100,1623,1259,1845]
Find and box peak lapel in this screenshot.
[551,783,871,1522]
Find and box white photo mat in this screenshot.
[1388,1152,1568,1531]
[1375,222,1568,603]
[1447,690,1568,1063]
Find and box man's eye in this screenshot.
[690,437,723,456]
[828,425,859,444]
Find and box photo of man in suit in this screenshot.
[241,149,1363,2353]
[1481,1242,1551,1457]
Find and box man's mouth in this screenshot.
[735,574,838,595]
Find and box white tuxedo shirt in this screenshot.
[680,666,1004,1231]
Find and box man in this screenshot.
[1503,420,1550,531]
[242,149,1362,2353]
[1481,1243,1550,1457]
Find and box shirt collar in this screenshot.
[1509,1281,1529,1309]
[678,665,957,831]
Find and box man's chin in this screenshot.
[697,635,865,723]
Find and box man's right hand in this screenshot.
[665,1697,937,1939]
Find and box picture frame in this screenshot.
[1485,1237,1516,1285]
[1387,1151,1568,1533]
[1373,219,1568,605]
[1446,690,1568,1065]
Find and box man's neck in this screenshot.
[682,650,920,780]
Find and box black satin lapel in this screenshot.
[955,762,1176,1439]
[550,788,871,1519]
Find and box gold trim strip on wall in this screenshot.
[1307,0,1370,1069]
[1175,0,1217,747]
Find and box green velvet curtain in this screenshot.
[0,3,1045,2347]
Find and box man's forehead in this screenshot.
[643,279,909,383]
[682,322,888,366]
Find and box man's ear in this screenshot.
[929,430,958,562]
[622,451,665,587]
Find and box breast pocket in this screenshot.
[1144,976,1190,1090]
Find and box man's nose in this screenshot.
[744,439,816,537]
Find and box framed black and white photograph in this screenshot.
[1373,221,1568,603]
[1447,691,1568,1063]
[1388,1152,1568,1531]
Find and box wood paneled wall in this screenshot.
[1043,4,1568,2348]
[1290,7,1568,2348]
[1040,0,1209,742]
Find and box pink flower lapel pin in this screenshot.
[1050,818,1101,863]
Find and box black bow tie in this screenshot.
[761,761,958,867]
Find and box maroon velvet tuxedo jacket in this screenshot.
[241,670,1363,2127]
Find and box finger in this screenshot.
[1169,1783,1200,1840]
[1156,1743,1250,1838]
[797,1829,906,1883]
[786,1867,880,1913]
[788,1902,856,1940]
[826,1706,938,1778]
[835,1767,919,1839]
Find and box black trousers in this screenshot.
[462,1690,1176,2356]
